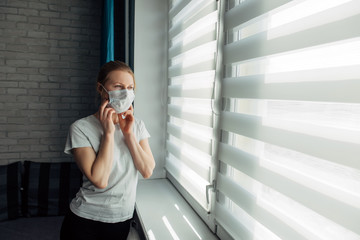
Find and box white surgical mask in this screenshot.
[100,84,135,113]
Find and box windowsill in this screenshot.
[136,178,218,240]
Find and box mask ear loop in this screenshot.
[98,83,111,103]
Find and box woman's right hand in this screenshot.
[99,100,116,135]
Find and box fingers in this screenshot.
[118,105,134,119]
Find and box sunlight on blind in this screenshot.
[166,0,218,211]
[217,0,360,239]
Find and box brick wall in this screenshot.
[0,0,101,165]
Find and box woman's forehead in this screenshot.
[106,70,134,84]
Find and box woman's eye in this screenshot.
[115,85,124,89]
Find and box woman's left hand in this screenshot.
[118,105,134,136]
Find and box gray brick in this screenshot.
[49,32,70,40]
[48,75,68,82]
[70,34,89,42]
[58,40,79,48]
[60,82,80,89]
[0,139,18,145]
[29,74,48,82]
[70,6,91,15]
[17,95,40,102]
[39,24,61,33]
[28,103,49,109]
[29,117,50,124]
[61,26,81,34]
[28,16,50,24]
[50,103,70,109]
[5,59,27,67]
[50,61,70,68]
[40,96,60,103]
[9,145,30,152]
[60,12,80,20]
[28,2,48,10]
[6,44,28,52]
[1,7,18,14]
[20,152,40,159]
[7,73,28,81]
[59,110,79,117]
[40,82,59,89]
[28,45,50,54]
[7,117,28,124]
[7,131,28,139]
[17,67,39,74]
[39,11,60,18]
[50,89,70,96]
[6,14,27,22]
[0,153,20,159]
[71,103,88,110]
[1,81,19,88]
[39,68,61,75]
[7,88,27,95]
[30,145,49,152]
[28,31,49,38]
[4,102,27,109]
[49,4,69,12]
[41,152,60,158]
[18,139,39,145]
[19,82,39,88]
[49,144,64,151]
[28,89,50,96]
[4,29,27,36]
[0,21,16,29]
[16,22,39,30]
[28,60,49,68]
[5,1,28,8]
[50,18,70,26]
[49,47,69,55]
[60,97,79,103]
[0,145,8,152]
[19,8,39,16]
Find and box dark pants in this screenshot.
[60,210,131,240]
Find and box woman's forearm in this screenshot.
[124,133,155,178]
[90,133,114,188]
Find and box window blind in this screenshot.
[216,0,360,240]
[166,0,219,213]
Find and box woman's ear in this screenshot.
[97,83,108,100]
[96,82,103,95]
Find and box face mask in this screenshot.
[100,84,135,114]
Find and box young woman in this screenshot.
[60,61,155,240]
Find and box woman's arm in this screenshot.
[118,106,155,178]
[124,135,155,178]
[73,100,116,189]
[72,132,114,189]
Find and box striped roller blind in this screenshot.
[166,0,219,212]
[215,0,360,239]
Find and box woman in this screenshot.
[60,61,155,240]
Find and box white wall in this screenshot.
[134,0,168,179]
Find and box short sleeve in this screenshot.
[136,119,150,141]
[64,123,92,155]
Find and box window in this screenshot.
[166,0,219,225]
[167,0,360,239]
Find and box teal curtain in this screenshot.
[101,0,114,66]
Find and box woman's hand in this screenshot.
[118,105,134,136]
[99,100,116,135]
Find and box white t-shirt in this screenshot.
[64,114,150,223]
